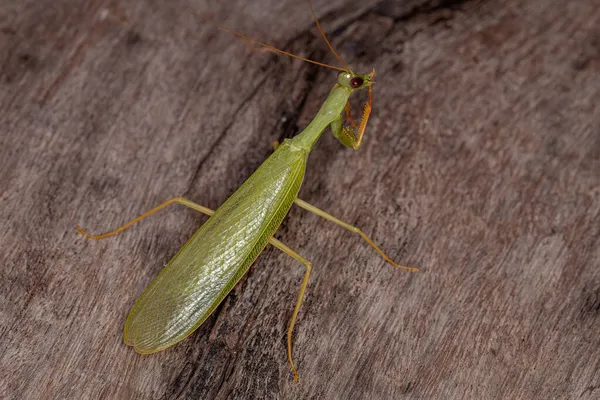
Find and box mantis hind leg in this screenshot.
[293,198,419,272]
[76,197,215,240]
[268,237,312,383]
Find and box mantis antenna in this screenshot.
[306,0,352,72]
[186,1,351,72]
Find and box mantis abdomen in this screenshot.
[124,141,308,353]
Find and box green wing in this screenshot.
[124,142,307,353]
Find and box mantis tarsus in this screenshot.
[77,0,418,382]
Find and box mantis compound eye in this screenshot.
[350,77,364,88]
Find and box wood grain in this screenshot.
[1,0,599,398]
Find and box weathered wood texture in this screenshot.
[1,0,599,398]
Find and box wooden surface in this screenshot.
[1,0,599,398]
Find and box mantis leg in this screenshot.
[76,197,215,240]
[294,198,419,272]
[331,78,374,150]
[268,237,311,383]
[344,101,359,129]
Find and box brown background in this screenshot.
[1,0,599,398]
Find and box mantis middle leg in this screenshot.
[294,198,418,272]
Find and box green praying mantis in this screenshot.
[77,0,418,382]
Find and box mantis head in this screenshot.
[337,69,375,91]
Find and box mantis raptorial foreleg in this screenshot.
[77,197,311,381]
[293,198,419,272]
[343,101,359,129]
[331,69,375,150]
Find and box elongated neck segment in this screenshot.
[289,83,352,152]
